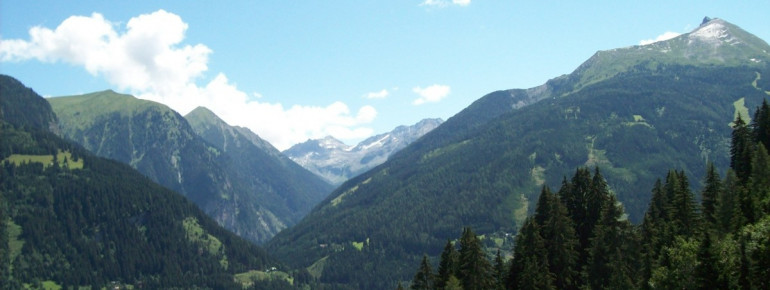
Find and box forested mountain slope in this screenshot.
[0,76,282,288]
[267,17,770,289]
[48,91,331,243]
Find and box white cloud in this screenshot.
[364,89,389,99]
[0,10,376,150]
[420,0,471,8]
[639,31,681,45]
[412,84,450,105]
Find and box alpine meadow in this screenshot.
[1,8,770,290]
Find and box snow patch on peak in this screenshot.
[358,134,390,151]
[690,20,728,41]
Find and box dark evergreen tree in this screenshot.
[411,255,435,290]
[458,227,493,290]
[493,250,506,290]
[694,233,723,289]
[436,240,459,289]
[731,114,754,184]
[396,281,405,290]
[749,144,770,216]
[559,167,608,275]
[510,219,553,290]
[751,99,770,151]
[0,200,8,289]
[717,170,739,234]
[640,178,679,289]
[701,163,722,229]
[667,170,700,237]
[539,186,579,290]
[585,194,635,290]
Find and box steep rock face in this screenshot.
[267,18,770,289]
[185,107,333,232]
[283,118,443,185]
[49,92,330,243]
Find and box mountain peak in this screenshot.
[701,16,713,26]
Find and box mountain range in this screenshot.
[0,75,285,288]
[47,92,332,244]
[284,118,443,185]
[266,17,770,288]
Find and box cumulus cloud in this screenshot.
[0,10,376,150]
[639,31,681,45]
[412,84,450,105]
[420,0,471,8]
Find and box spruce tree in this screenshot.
[751,99,770,150]
[694,233,723,289]
[559,168,605,272]
[436,240,459,289]
[493,250,506,290]
[668,170,700,237]
[411,255,435,290]
[540,187,579,290]
[701,163,722,228]
[749,144,770,216]
[510,219,553,290]
[717,170,739,234]
[585,194,634,290]
[458,227,493,290]
[731,114,754,184]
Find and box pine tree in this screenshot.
[0,200,8,289]
[751,99,770,151]
[458,227,493,290]
[731,114,754,184]
[396,281,405,290]
[701,163,722,229]
[411,255,435,290]
[559,168,607,272]
[540,187,579,290]
[717,170,739,234]
[749,144,770,216]
[668,170,700,237]
[510,219,553,290]
[493,250,505,290]
[585,194,635,290]
[436,240,459,289]
[694,233,723,289]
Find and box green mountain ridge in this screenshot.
[48,91,331,244]
[266,17,770,289]
[0,75,282,288]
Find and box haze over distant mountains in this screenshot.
[284,118,443,185]
[267,17,770,288]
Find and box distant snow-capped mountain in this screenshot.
[284,118,443,185]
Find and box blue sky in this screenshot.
[2,1,769,150]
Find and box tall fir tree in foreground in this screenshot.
[458,227,493,290]
[435,240,459,289]
[411,255,434,290]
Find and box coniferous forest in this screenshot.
[409,100,770,289]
